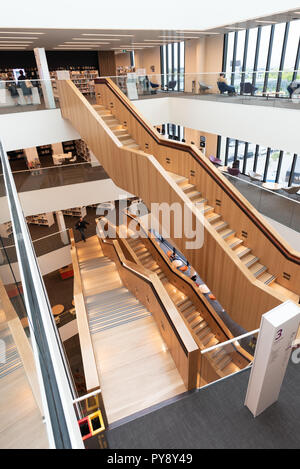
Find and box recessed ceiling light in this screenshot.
[0,36,38,39]
[175,30,219,34]
[159,35,199,39]
[224,27,244,30]
[72,38,110,43]
[144,39,179,42]
[82,33,134,37]
[70,38,120,42]
[0,31,45,34]
[64,42,110,45]
[255,20,277,24]
[0,46,27,49]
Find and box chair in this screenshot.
[282,185,300,195]
[240,82,258,95]
[248,170,262,182]
[217,81,228,94]
[69,156,77,163]
[217,81,235,95]
[209,155,222,166]
[150,82,159,94]
[162,80,177,92]
[198,82,212,94]
[227,166,240,176]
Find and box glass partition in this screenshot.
[199,329,259,388]
[0,142,84,448]
[0,79,57,113]
[222,171,300,233]
[0,162,108,196]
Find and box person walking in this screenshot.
[75,217,89,242]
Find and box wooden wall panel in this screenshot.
[57,80,292,332]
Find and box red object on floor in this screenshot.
[208,293,216,300]
[59,265,74,280]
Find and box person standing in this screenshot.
[18,70,33,105]
[75,217,90,242]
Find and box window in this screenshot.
[160,42,185,91]
[223,19,300,96]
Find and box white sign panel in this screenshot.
[126,73,138,100]
[245,300,300,417]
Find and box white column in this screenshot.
[55,211,69,245]
[34,47,55,109]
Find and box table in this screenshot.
[262,182,282,191]
[51,304,64,316]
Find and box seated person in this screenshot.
[287,80,300,98]
[217,73,236,95]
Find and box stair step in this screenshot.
[193,320,207,335]
[118,134,131,141]
[182,305,197,317]
[93,104,105,110]
[214,221,228,232]
[211,347,226,360]
[113,129,128,136]
[97,110,112,116]
[185,311,200,323]
[235,246,252,258]
[187,190,202,200]
[176,297,189,308]
[220,228,235,240]
[194,197,208,205]
[178,300,193,312]
[258,272,277,285]
[189,315,205,329]
[243,254,259,267]
[249,263,267,277]
[206,213,222,223]
[126,143,140,149]
[228,237,244,249]
[168,172,189,185]
[181,183,196,193]
[202,332,215,346]
[216,354,232,371]
[199,205,214,215]
[197,325,211,339]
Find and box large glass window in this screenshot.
[224,19,300,96]
[160,42,185,91]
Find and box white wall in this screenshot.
[0,109,80,152]
[0,1,299,30]
[134,97,300,155]
[0,179,134,223]
[0,245,71,284]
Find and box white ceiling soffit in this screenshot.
[0,2,299,50]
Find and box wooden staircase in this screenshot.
[168,171,298,301]
[93,104,140,150]
[127,237,240,377]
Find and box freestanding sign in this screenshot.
[245,300,300,417]
[126,73,138,100]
